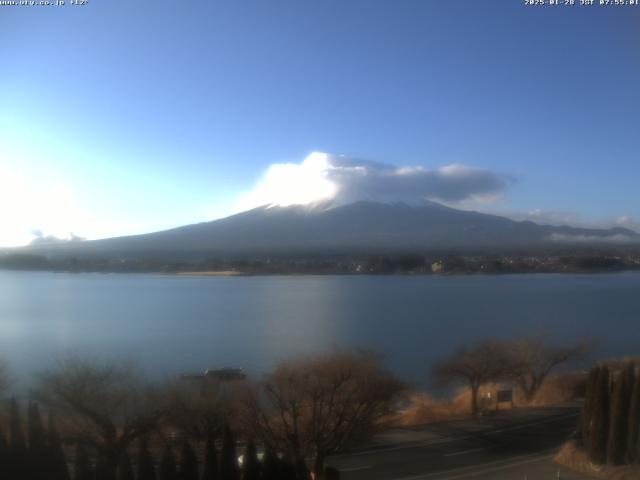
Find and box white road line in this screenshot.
[443,447,485,457]
[392,451,555,480]
[422,454,553,480]
[339,465,372,472]
[343,412,579,457]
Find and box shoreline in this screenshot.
[173,270,247,277]
[2,268,640,278]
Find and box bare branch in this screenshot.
[246,350,404,477]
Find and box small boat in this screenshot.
[205,367,246,380]
[181,367,246,381]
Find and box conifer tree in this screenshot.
[294,458,311,480]
[260,448,279,480]
[28,402,47,480]
[138,437,157,480]
[201,433,218,480]
[589,365,611,464]
[74,444,94,480]
[28,403,46,449]
[180,439,199,480]
[0,427,8,480]
[96,454,112,480]
[608,364,634,465]
[626,363,636,398]
[9,398,28,479]
[580,367,600,449]
[220,425,240,480]
[627,368,640,463]
[324,466,341,480]
[160,445,178,480]
[279,459,297,480]
[241,440,260,480]
[117,452,135,480]
[47,414,70,480]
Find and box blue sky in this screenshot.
[1,0,639,245]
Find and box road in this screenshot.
[327,405,592,480]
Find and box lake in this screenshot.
[1,270,639,387]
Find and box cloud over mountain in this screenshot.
[29,230,86,246]
[326,156,510,205]
[237,152,511,211]
[549,232,636,244]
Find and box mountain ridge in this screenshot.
[9,201,639,260]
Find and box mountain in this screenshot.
[13,201,640,260]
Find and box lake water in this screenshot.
[1,270,639,387]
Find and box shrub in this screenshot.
[589,366,610,464]
[201,433,218,480]
[607,367,632,465]
[627,370,640,463]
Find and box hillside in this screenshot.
[10,201,639,261]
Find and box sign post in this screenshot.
[496,389,514,410]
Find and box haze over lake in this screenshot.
[2,270,639,386]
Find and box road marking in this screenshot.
[424,453,553,480]
[444,447,485,457]
[392,450,555,480]
[343,412,579,457]
[339,465,371,472]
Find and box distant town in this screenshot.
[2,249,640,275]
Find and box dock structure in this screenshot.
[181,367,246,382]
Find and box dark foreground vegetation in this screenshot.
[0,351,402,480]
[552,359,640,478]
[578,360,640,466]
[1,249,640,275]
[0,334,606,480]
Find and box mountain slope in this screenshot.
[16,201,639,259]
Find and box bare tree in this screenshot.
[245,350,404,479]
[432,340,513,416]
[33,357,165,480]
[505,334,591,402]
[162,380,227,441]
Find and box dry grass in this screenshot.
[554,441,640,480]
[391,373,586,427]
[391,392,465,426]
[392,383,509,426]
[528,372,587,406]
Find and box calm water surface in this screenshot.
[1,271,639,385]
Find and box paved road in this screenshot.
[327,405,592,480]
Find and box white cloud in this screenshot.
[29,231,85,245]
[235,152,337,212]
[506,209,640,234]
[513,209,580,227]
[0,166,96,247]
[234,152,510,212]
[549,233,636,244]
[615,216,640,232]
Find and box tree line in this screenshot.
[432,335,590,415]
[0,398,344,480]
[0,351,402,480]
[2,252,638,275]
[0,400,68,480]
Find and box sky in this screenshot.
[1,0,639,246]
